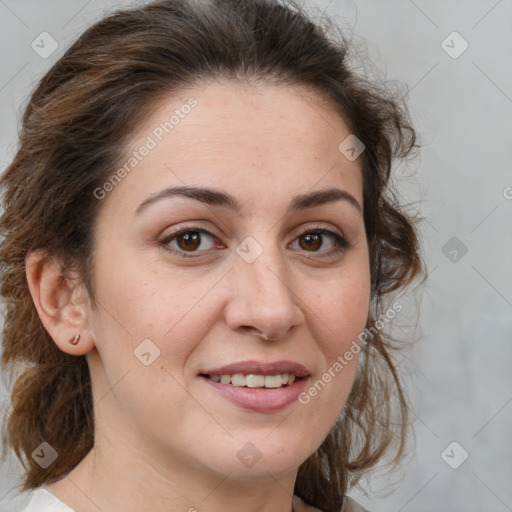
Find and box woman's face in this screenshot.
[85,80,371,479]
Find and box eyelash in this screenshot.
[158,224,350,260]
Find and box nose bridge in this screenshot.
[227,233,302,338]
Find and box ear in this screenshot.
[25,249,96,356]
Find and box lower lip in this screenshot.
[200,376,309,412]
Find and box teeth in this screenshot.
[246,374,265,387]
[231,373,246,386]
[207,373,297,388]
[264,375,282,388]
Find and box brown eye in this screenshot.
[291,227,350,257]
[176,231,201,251]
[298,233,323,251]
[159,225,349,260]
[160,227,218,257]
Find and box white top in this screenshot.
[21,487,368,512]
[22,488,74,512]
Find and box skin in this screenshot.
[26,80,371,512]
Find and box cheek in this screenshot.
[298,263,370,413]
[92,247,168,336]
[88,256,209,433]
[90,250,217,379]
[297,287,369,427]
[309,267,371,355]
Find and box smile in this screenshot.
[198,360,311,412]
[202,373,297,388]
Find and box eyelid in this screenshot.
[297,223,345,239]
[158,226,221,257]
[158,222,350,259]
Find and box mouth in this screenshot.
[198,360,311,412]
[199,373,304,388]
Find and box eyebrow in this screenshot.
[135,185,362,216]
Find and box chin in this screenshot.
[205,440,313,480]
[222,458,304,481]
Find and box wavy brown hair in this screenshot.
[0,0,426,510]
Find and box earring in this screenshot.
[69,334,80,345]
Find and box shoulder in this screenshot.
[341,496,371,512]
[24,489,369,512]
[293,494,371,512]
[21,487,75,512]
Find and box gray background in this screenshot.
[1,0,511,511]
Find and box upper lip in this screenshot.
[200,360,310,378]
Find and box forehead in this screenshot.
[100,80,364,217]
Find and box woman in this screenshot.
[0,0,425,511]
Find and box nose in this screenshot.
[224,239,304,341]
